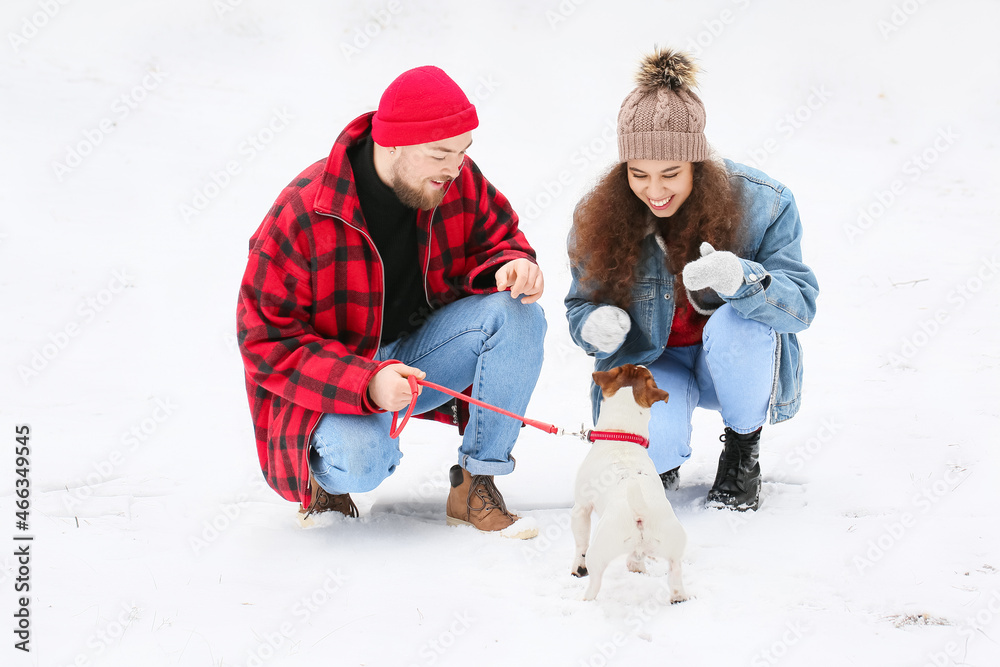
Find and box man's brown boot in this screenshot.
[299,474,359,519]
[445,465,537,539]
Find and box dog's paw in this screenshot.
[571,565,589,578]
[626,558,646,574]
[670,593,690,604]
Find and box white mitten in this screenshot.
[682,242,744,296]
[581,305,631,354]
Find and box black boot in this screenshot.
[707,427,761,511]
[660,467,680,492]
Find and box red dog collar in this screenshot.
[588,430,650,449]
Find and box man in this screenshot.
[237,65,546,539]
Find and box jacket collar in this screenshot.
[313,111,469,230]
[313,111,375,226]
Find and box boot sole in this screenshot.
[446,515,539,540]
[707,478,761,512]
[706,498,759,512]
[706,490,760,512]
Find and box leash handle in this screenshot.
[389,376,559,438]
[388,375,420,439]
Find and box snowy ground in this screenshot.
[3,1,1000,665]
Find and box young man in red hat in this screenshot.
[237,66,545,539]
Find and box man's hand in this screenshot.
[367,364,426,412]
[495,258,544,304]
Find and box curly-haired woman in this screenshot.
[565,48,819,511]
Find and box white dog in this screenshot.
[571,364,688,602]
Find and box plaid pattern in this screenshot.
[237,112,536,504]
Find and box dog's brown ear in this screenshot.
[652,386,670,405]
[633,375,669,408]
[592,367,622,395]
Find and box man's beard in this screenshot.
[390,161,448,210]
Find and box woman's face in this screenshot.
[626,159,694,217]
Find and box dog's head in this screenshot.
[592,364,668,409]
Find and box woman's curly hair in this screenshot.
[569,159,743,309]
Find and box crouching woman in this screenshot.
[565,48,819,511]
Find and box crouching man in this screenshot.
[237,66,545,539]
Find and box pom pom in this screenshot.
[635,48,699,91]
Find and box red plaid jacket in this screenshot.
[237,112,537,505]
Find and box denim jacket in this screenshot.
[565,159,819,425]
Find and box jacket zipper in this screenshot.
[424,176,461,425]
[313,167,463,437]
[302,210,386,491]
[422,206,436,307]
[421,171,460,306]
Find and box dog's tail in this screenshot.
[626,480,648,532]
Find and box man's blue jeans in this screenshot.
[646,304,776,473]
[309,292,547,495]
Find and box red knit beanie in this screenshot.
[371,66,479,147]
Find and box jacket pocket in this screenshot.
[624,280,662,353]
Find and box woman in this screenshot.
[565,48,819,511]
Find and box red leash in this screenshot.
[390,375,560,439]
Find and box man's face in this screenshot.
[389,132,473,210]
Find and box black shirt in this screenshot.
[347,135,430,345]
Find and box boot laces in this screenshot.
[467,474,514,519]
[719,431,743,474]
[720,429,759,470]
[304,479,359,518]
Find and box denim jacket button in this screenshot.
[748,273,757,282]
[663,293,671,300]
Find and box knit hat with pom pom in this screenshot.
[617,48,708,162]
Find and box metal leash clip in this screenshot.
[557,423,592,442]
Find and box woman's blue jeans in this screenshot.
[647,304,776,473]
[308,292,547,495]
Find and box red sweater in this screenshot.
[667,291,708,347]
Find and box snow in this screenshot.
[3,0,1000,665]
